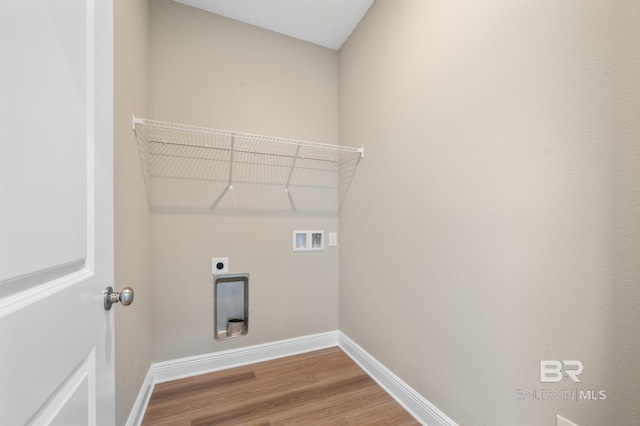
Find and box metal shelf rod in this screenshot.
[132,116,363,212]
[147,151,337,173]
[148,140,339,164]
[135,116,363,157]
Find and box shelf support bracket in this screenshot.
[228,135,235,190]
[285,144,301,193]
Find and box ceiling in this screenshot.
[172,0,374,50]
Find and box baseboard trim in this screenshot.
[152,330,339,384]
[127,330,457,426]
[125,366,155,426]
[127,331,339,425]
[338,332,458,426]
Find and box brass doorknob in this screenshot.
[104,286,134,310]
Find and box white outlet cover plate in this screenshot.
[212,257,229,274]
[329,232,337,247]
[557,415,580,426]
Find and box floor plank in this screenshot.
[142,347,419,425]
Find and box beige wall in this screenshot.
[612,2,640,425]
[147,0,339,361]
[113,0,639,423]
[114,0,152,424]
[339,1,639,425]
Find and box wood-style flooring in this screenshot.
[141,347,420,425]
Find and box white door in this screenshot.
[0,0,115,425]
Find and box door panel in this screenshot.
[37,346,94,426]
[0,0,88,287]
[0,0,114,425]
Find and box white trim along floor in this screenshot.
[125,331,458,426]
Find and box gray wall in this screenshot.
[147,0,340,362]
[114,0,152,424]
[338,1,639,425]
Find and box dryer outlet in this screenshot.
[212,257,229,274]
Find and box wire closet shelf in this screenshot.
[132,116,364,213]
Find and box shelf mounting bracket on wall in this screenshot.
[284,144,301,193]
[228,135,235,190]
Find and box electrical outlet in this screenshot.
[557,415,580,426]
[212,257,229,274]
[329,232,338,247]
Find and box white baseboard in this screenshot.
[152,330,339,383]
[125,367,155,426]
[338,332,458,426]
[126,330,456,426]
[126,331,340,425]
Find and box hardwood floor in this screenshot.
[142,347,420,425]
